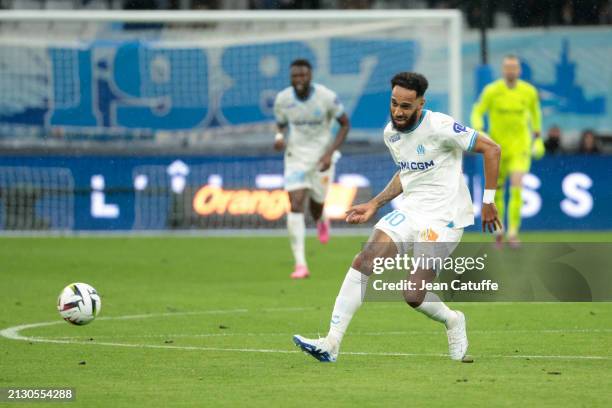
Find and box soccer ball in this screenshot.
[57,283,102,325]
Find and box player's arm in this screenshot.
[273,95,288,151]
[470,87,492,132]
[530,86,542,138]
[472,132,503,233]
[274,122,287,151]
[318,113,350,171]
[346,171,401,224]
[530,86,545,159]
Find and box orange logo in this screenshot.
[192,186,289,221]
[322,184,358,219]
[192,184,358,221]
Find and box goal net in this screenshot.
[0,10,462,231]
[0,166,74,231]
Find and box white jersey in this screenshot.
[383,110,478,229]
[274,83,344,168]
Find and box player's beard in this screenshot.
[391,109,419,132]
[293,82,311,100]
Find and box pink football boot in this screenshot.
[317,219,330,244]
[291,265,310,279]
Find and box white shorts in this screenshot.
[284,152,340,203]
[374,208,463,273]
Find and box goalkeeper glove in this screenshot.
[532,137,545,160]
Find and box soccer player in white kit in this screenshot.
[293,72,502,362]
[274,59,350,279]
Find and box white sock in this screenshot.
[287,212,306,266]
[415,292,457,327]
[327,268,369,345]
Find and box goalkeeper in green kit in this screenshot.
[471,55,544,247]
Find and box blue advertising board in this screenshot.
[0,154,609,231]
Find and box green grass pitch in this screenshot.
[1,232,611,407]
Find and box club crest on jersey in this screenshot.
[416,144,426,155]
[453,122,467,133]
[389,133,401,143]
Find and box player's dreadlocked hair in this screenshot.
[390,72,429,97]
[290,59,312,70]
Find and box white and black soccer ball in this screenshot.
[57,283,102,325]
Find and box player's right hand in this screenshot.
[345,201,378,224]
[532,137,545,160]
[481,203,502,233]
[273,139,285,151]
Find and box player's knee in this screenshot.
[510,177,523,188]
[351,252,365,273]
[288,191,307,212]
[403,289,426,308]
[290,204,304,213]
[403,274,427,306]
[351,251,375,276]
[289,199,305,213]
[309,199,323,219]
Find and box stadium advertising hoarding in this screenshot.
[0,154,609,231]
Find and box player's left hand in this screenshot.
[318,153,332,172]
[481,203,502,233]
[532,137,545,160]
[345,201,378,224]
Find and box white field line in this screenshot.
[1,308,611,362]
[97,308,251,320]
[40,327,612,340]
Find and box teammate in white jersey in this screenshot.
[274,59,350,279]
[293,72,501,362]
